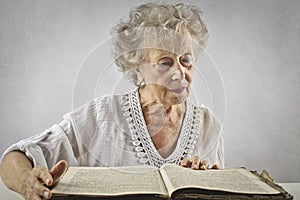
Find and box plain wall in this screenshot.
[0,0,299,182]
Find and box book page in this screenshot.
[160,164,280,196]
[52,166,168,196]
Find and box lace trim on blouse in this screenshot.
[121,89,202,168]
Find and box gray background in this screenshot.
[0,0,299,182]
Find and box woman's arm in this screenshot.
[0,151,67,200]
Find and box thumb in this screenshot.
[49,160,68,184]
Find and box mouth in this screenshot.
[170,87,186,94]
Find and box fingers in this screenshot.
[211,164,219,169]
[21,166,53,200]
[31,177,52,199]
[191,156,201,170]
[180,157,192,167]
[21,162,68,200]
[180,156,220,170]
[200,160,209,170]
[49,160,68,183]
[33,166,53,186]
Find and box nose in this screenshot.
[171,60,185,81]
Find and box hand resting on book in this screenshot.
[21,159,67,200]
[24,155,215,200]
[21,156,215,200]
[180,156,219,170]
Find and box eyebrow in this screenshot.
[154,51,193,61]
[153,52,174,61]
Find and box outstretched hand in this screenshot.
[21,160,68,200]
[180,156,219,170]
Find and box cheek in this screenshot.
[152,71,173,87]
[143,70,160,83]
[140,64,162,83]
[185,68,194,84]
[144,72,172,91]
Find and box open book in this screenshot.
[51,164,293,200]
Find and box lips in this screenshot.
[171,87,186,94]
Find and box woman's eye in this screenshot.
[180,54,193,67]
[158,58,173,67]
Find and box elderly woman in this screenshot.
[0,3,224,200]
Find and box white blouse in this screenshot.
[1,89,224,169]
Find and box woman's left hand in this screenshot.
[180,156,219,170]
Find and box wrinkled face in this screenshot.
[137,48,195,105]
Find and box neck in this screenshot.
[138,86,186,158]
[138,86,186,123]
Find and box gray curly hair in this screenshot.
[111,3,208,84]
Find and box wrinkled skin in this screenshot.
[0,151,67,200]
